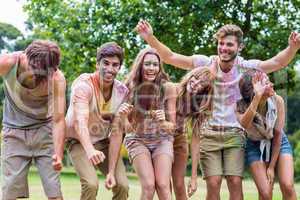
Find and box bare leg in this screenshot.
[277,154,297,200]
[153,154,173,200]
[205,176,222,200]
[248,161,272,200]
[133,153,156,200]
[172,137,188,200]
[226,176,244,200]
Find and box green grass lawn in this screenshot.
[1,169,300,200]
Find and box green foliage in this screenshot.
[23,0,300,87]
[287,76,300,134]
[292,130,300,180]
[0,22,23,51]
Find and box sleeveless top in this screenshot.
[2,57,52,129]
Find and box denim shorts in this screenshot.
[245,132,293,166]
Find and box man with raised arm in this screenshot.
[0,40,66,200]
[136,20,300,200]
[66,42,129,200]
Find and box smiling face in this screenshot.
[217,35,240,63]
[142,54,160,82]
[186,74,211,94]
[98,56,121,85]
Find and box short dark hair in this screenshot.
[214,24,244,44]
[96,42,124,65]
[25,40,60,72]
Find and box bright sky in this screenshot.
[0,0,28,35]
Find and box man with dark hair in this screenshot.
[136,20,300,200]
[66,42,129,200]
[0,40,66,200]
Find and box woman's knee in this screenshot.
[259,190,272,200]
[142,180,155,194]
[280,181,296,196]
[156,179,171,193]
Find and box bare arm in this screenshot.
[158,82,177,133]
[105,102,133,189]
[51,70,66,171]
[136,20,194,70]
[237,72,267,129]
[190,132,200,180]
[269,95,285,169]
[188,127,200,197]
[0,52,20,76]
[165,82,177,124]
[108,116,123,173]
[73,84,105,165]
[259,32,300,73]
[237,94,262,129]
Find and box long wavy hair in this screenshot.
[177,67,214,130]
[125,47,169,122]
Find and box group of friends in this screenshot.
[1,20,300,200]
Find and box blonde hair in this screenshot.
[177,67,214,130]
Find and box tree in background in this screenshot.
[24,0,300,85]
[0,22,23,52]
[8,0,299,169]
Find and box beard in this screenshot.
[219,51,238,63]
[99,68,116,83]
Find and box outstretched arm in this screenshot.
[259,32,300,73]
[136,20,194,70]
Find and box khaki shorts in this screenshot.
[1,125,62,199]
[125,135,174,162]
[198,126,246,179]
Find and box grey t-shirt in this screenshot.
[192,55,261,128]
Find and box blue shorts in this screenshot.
[245,132,293,166]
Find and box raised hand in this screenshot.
[87,148,106,166]
[252,72,268,97]
[288,32,300,50]
[135,19,153,41]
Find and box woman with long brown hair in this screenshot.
[121,47,177,200]
[174,67,214,198]
[236,70,296,200]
